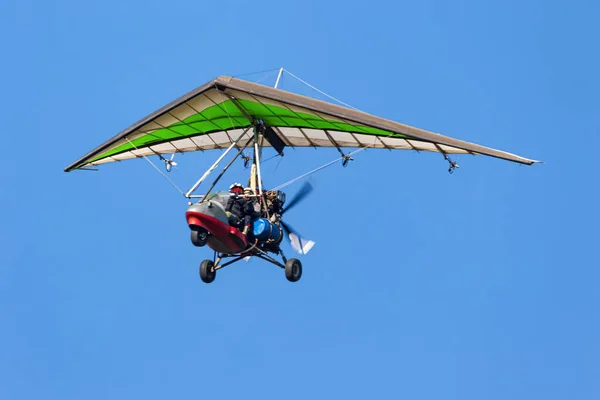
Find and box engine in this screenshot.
[263,190,286,221]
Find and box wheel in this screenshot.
[285,258,302,282]
[199,259,216,283]
[191,227,208,247]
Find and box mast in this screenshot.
[248,68,283,193]
[248,124,264,196]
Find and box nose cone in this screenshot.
[186,201,229,225]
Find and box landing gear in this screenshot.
[199,259,216,283]
[191,227,208,247]
[197,251,302,284]
[285,258,302,282]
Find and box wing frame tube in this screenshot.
[184,125,253,198]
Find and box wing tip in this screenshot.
[64,163,77,173]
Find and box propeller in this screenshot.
[277,181,316,254]
[281,181,314,215]
[280,220,315,255]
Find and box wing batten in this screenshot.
[296,127,316,148]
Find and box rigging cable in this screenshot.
[231,67,281,81]
[270,146,370,191]
[282,69,363,112]
[124,138,186,196]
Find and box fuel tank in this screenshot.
[252,218,283,243]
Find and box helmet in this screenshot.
[229,182,243,194]
[243,187,253,195]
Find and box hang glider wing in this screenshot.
[64,76,539,172]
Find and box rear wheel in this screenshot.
[199,259,216,283]
[285,258,302,282]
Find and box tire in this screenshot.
[285,258,302,282]
[199,259,216,283]
[191,227,208,247]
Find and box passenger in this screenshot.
[241,187,259,236]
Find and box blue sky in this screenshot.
[2,0,599,398]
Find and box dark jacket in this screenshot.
[226,196,257,218]
[226,195,247,218]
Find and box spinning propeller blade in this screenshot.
[280,220,315,254]
[281,181,314,215]
[277,181,315,254]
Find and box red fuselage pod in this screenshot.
[186,198,247,254]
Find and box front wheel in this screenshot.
[285,258,302,282]
[191,227,208,247]
[200,259,216,283]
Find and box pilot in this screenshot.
[226,183,245,229]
